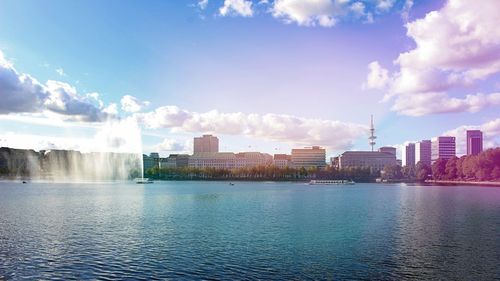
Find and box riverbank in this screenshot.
[425,179,500,187]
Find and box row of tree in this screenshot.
[145,166,380,182]
[382,148,500,182]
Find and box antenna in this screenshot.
[369,115,377,151]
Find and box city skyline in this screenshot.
[1,0,500,159]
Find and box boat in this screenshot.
[229,182,235,186]
[135,178,154,184]
[308,180,355,185]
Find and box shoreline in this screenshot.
[425,179,500,187]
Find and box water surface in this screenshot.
[1,181,499,280]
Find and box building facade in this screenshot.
[159,154,189,169]
[431,136,456,162]
[402,143,416,167]
[291,146,326,169]
[273,154,292,168]
[466,130,483,156]
[415,140,432,166]
[188,152,272,169]
[193,135,219,153]
[339,151,397,171]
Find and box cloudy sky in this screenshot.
[1,0,499,158]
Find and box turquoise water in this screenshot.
[0,181,499,280]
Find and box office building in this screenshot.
[159,154,189,169]
[402,143,416,167]
[188,152,272,169]
[291,146,326,169]
[193,135,219,153]
[466,130,483,156]
[415,140,432,166]
[274,154,292,168]
[431,136,456,162]
[339,151,397,171]
[143,152,160,171]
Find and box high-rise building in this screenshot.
[415,140,432,166]
[193,135,219,153]
[402,143,416,167]
[466,130,483,156]
[273,154,292,168]
[431,136,456,162]
[291,146,326,169]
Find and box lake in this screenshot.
[0,181,499,280]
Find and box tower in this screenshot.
[369,115,377,151]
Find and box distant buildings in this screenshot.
[339,149,397,171]
[402,143,416,167]
[291,146,326,169]
[431,136,456,162]
[415,140,432,166]
[143,152,160,171]
[466,130,483,155]
[194,135,219,153]
[159,154,189,169]
[273,154,292,168]
[188,152,272,169]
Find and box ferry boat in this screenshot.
[308,180,355,185]
[135,178,154,184]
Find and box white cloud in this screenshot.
[366,0,500,116]
[198,0,209,10]
[120,94,150,113]
[363,61,389,90]
[272,0,343,27]
[136,106,367,150]
[154,138,188,152]
[55,68,66,77]
[219,0,253,17]
[0,50,110,122]
[376,0,395,12]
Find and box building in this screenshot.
[431,136,456,162]
[402,143,416,167]
[379,146,396,156]
[339,151,397,170]
[188,152,272,169]
[466,130,483,156]
[235,152,273,168]
[159,154,189,169]
[291,146,326,169]
[330,156,340,169]
[415,140,432,166]
[143,152,160,171]
[193,135,219,153]
[274,154,292,168]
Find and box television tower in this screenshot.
[369,115,377,151]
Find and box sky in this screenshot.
[1,0,500,159]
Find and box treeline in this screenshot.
[382,148,500,182]
[145,166,379,182]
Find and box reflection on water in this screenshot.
[0,182,499,280]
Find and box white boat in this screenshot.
[308,180,355,185]
[135,178,154,184]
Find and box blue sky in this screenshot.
[1,0,499,158]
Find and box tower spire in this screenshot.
[369,115,377,151]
